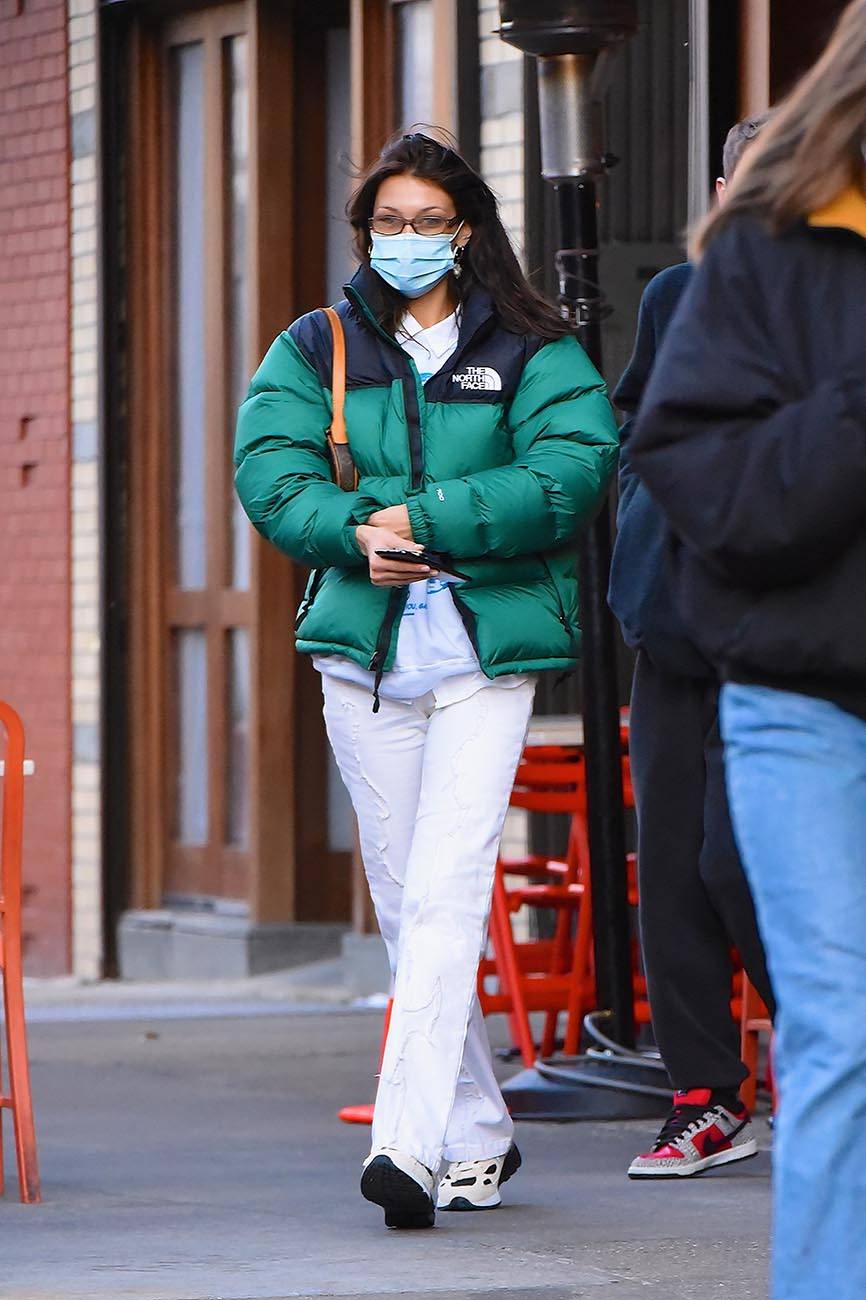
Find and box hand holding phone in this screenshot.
[375,548,470,582]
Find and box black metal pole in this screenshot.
[555,178,635,1048]
[495,3,668,1119]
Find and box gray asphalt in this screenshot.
[1,1007,771,1300]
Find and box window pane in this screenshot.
[395,1,434,127]
[224,628,250,847]
[173,629,208,844]
[226,35,251,590]
[171,42,207,590]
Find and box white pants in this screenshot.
[323,675,535,1172]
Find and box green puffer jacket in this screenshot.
[235,266,619,684]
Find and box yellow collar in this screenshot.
[808,186,866,240]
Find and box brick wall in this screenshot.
[0,0,72,974]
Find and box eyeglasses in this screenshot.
[370,214,462,237]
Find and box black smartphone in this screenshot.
[374,548,470,582]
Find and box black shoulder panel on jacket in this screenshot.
[289,299,401,393]
[288,309,334,389]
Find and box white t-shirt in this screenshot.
[314,309,529,703]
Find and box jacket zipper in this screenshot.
[344,285,425,701]
[368,588,406,712]
[401,373,424,491]
[448,587,485,666]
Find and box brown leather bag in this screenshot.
[323,306,359,492]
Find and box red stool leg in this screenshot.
[0,704,40,1203]
[540,904,573,1058]
[740,975,773,1113]
[4,952,40,1202]
[564,824,594,1056]
[0,1039,5,1199]
[489,871,536,1067]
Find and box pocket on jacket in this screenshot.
[539,556,580,647]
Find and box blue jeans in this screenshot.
[721,684,866,1300]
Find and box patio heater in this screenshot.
[498,0,670,1119]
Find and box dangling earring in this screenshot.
[453,242,466,279]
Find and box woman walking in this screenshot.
[235,132,618,1228]
[630,4,866,1294]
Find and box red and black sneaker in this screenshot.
[628,1088,758,1179]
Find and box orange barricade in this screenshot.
[0,702,40,1202]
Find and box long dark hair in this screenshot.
[693,0,866,257]
[347,131,573,340]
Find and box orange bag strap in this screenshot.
[323,306,347,445]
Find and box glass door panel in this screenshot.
[162,5,251,904]
[226,33,251,591]
[171,42,208,591]
[173,629,209,844]
[224,627,250,848]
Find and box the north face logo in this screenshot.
[452,366,502,392]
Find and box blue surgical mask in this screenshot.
[370,227,464,299]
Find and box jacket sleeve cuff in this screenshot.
[407,496,435,547]
[340,525,366,565]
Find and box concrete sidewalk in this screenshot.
[2,1003,771,1300]
[22,963,369,1017]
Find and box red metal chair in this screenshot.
[0,702,40,1202]
[480,722,646,1066]
[478,746,598,1065]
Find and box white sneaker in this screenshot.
[361,1148,436,1229]
[436,1144,522,1211]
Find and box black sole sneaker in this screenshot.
[361,1154,436,1229]
[437,1143,523,1212]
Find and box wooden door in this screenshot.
[127,3,253,909]
[127,0,359,925]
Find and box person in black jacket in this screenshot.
[609,114,775,1180]
[630,3,866,1295]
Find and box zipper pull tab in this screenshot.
[369,651,384,714]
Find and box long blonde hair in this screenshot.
[691,0,866,258]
